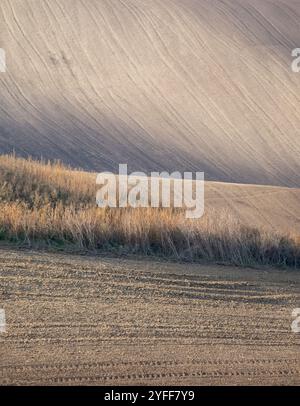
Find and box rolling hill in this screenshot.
[1,0,300,186]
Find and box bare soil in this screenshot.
[1,0,300,187]
[0,248,299,385]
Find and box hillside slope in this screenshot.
[205,182,300,235]
[0,0,300,186]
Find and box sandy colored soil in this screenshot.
[0,248,299,386]
[206,181,300,235]
[1,0,300,187]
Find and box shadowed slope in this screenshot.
[0,0,300,186]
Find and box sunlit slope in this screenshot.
[205,182,300,235]
[1,0,300,186]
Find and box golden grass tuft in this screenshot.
[0,153,96,208]
[0,154,299,268]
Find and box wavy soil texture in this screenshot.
[1,0,300,186]
[0,249,299,386]
[205,182,300,234]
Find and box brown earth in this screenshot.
[0,248,299,386]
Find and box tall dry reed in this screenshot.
[0,154,299,267]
